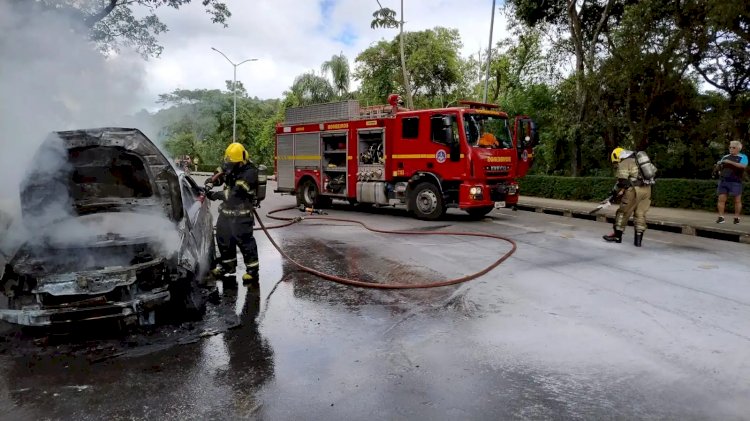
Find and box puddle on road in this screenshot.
[0,228,480,366]
[0,288,245,364]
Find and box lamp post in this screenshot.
[211,47,258,142]
[483,0,496,103]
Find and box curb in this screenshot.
[515,203,750,244]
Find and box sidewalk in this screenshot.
[516,196,750,244]
[193,172,748,244]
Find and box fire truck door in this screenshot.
[426,113,463,173]
[514,116,538,178]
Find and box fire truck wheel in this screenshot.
[297,179,330,208]
[410,182,445,220]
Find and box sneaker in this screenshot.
[734,217,740,224]
[716,216,725,224]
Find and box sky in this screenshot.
[136,0,510,111]
[0,0,509,230]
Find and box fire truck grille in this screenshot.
[484,165,510,178]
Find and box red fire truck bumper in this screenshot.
[459,181,519,209]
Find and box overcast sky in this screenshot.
[136,0,510,111]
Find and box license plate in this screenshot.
[494,201,506,209]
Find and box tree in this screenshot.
[684,0,750,142]
[28,0,230,57]
[505,0,622,175]
[354,27,464,108]
[353,40,400,105]
[371,0,414,109]
[483,29,550,104]
[155,86,279,167]
[288,72,335,106]
[321,53,351,99]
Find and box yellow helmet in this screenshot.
[224,142,248,163]
[610,147,624,163]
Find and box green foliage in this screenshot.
[354,27,463,107]
[138,0,749,189]
[520,176,750,214]
[321,53,351,98]
[288,72,336,106]
[151,86,280,168]
[370,7,398,29]
[353,40,400,105]
[34,0,230,58]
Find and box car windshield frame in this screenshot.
[464,114,513,149]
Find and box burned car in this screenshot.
[0,128,214,327]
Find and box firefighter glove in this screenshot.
[204,182,214,190]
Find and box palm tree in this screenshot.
[321,52,351,99]
[371,0,413,109]
[290,72,335,105]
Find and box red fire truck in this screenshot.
[275,95,538,220]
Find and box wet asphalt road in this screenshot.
[1,178,749,420]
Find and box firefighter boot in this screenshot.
[602,230,623,243]
[210,265,225,278]
[211,259,237,278]
[634,231,644,247]
[242,269,260,288]
[211,264,238,290]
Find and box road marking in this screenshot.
[551,221,575,227]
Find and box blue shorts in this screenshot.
[717,180,743,197]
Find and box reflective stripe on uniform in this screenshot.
[222,258,237,264]
[220,208,253,216]
[246,261,259,268]
[236,180,251,192]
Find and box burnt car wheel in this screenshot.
[169,272,207,321]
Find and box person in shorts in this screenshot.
[716,140,748,224]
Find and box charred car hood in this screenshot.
[11,212,180,277]
[19,128,182,222]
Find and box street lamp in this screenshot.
[483,0,496,103]
[211,47,258,142]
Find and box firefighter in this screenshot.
[478,131,499,147]
[602,147,652,247]
[204,142,260,287]
[478,122,499,147]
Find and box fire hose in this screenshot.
[250,206,517,290]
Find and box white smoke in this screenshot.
[0,2,177,267]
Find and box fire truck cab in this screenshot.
[275,96,538,220]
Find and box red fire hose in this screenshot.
[251,206,516,290]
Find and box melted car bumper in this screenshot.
[0,289,170,326]
[0,258,172,326]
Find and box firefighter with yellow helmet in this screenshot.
[204,142,262,287]
[602,147,653,247]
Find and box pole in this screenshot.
[232,65,237,142]
[483,0,496,103]
[211,47,258,143]
[399,0,414,109]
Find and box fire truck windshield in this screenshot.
[464,114,512,149]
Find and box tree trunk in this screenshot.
[399,0,414,109]
[85,0,119,27]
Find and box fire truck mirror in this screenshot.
[450,142,460,162]
[430,115,456,145]
[530,121,540,147]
